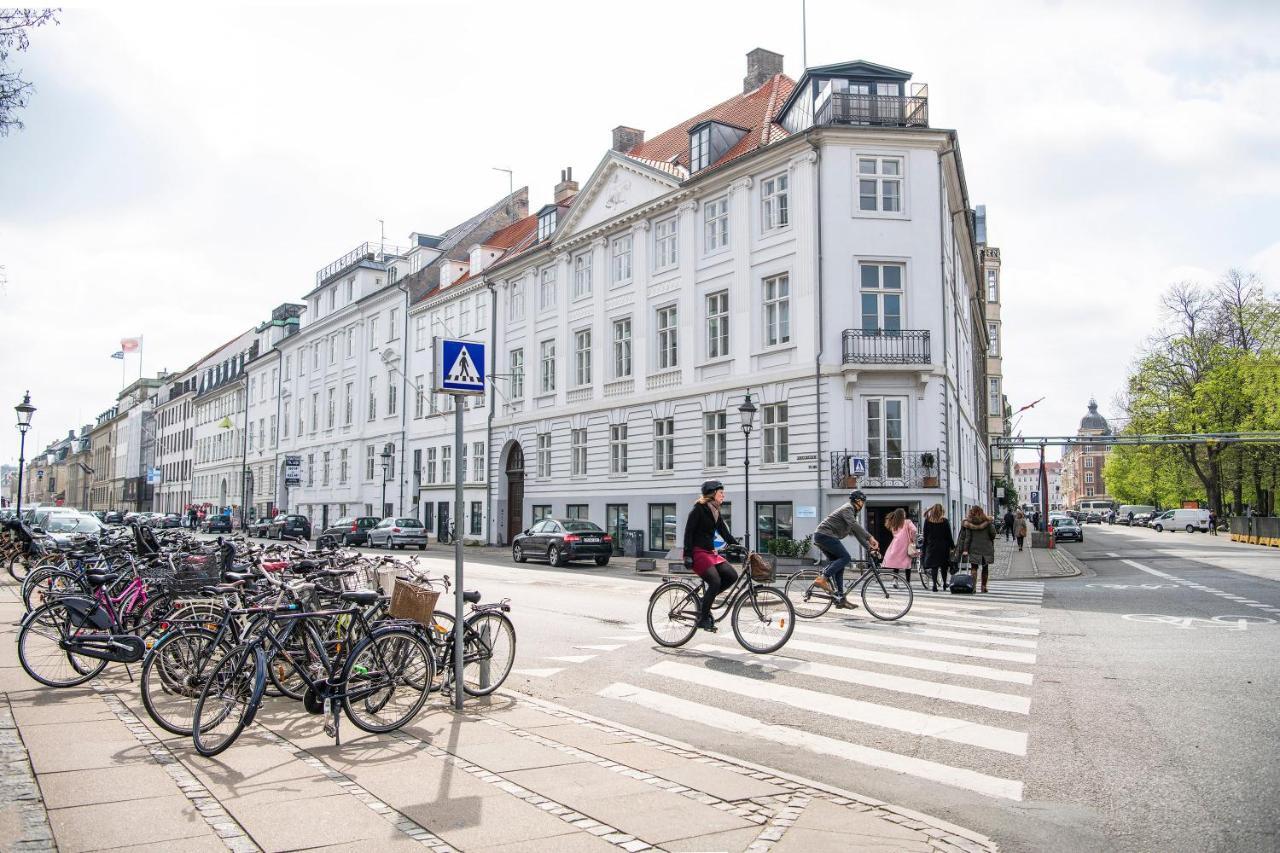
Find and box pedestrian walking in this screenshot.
[1208,509,1218,535]
[880,508,918,584]
[921,503,955,592]
[958,506,997,594]
[187,507,198,530]
[1015,511,1028,551]
[682,480,738,632]
[1002,507,1015,541]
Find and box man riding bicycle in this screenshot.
[812,490,880,609]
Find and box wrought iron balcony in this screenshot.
[816,90,928,129]
[830,449,942,490]
[842,329,931,365]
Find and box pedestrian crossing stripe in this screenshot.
[802,624,1038,664]
[784,638,1033,684]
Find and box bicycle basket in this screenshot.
[746,552,774,583]
[388,578,440,627]
[166,551,223,593]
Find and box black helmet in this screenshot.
[848,490,866,505]
[701,480,725,496]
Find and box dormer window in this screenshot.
[690,126,711,172]
[688,120,747,174]
[538,206,557,241]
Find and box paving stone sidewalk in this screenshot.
[989,536,1082,581]
[0,579,999,853]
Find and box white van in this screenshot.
[1150,508,1210,533]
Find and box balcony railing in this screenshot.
[842,329,931,365]
[830,449,942,490]
[816,91,928,129]
[314,241,409,287]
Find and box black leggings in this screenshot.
[694,562,738,621]
[927,564,952,588]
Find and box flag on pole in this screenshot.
[120,337,142,353]
[110,351,125,360]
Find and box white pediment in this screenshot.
[555,152,681,241]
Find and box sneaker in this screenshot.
[814,575,832,593]
[697,616,718,632]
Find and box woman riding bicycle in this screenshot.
[682,480,737,632]
[812,491,879,609]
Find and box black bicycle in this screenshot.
[783,551,914,621]
[646,553,795,653]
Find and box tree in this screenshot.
[1,8,59,137]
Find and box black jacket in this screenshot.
[683,502,736,554]
[921,518,955,568]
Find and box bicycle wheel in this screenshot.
[268,622,331,701]
[8,549,34,581]
[731,586,795,654]
[646,583,699,648]
[22,568,87,612]
[141,628,232,736]
[17,601,108,687]
[462,611,516,697]
[343,627,433,732]
[860,569,914,621]
[192,643,265,757]
[783,568,832,619]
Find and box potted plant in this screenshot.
[764,535,813,570]
[921,452,939,488]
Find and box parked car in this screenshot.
[1051,516,1084,542]
[368,517,428,550]
[268,514,311,540]
[42,513,106,546]
[204,514,233,534]
[154,513,182,528]
[102,510,125,525]
[512,518,613,567]
[248,517,273,537]
[30,507,80,532]
[1116,505,1156,526]
[1150,508,1210,533]
[322,516,381,546]
[1084,511,1103,524]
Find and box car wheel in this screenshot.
[418,544,426,551]
[513,544,526,563]
[1154,524,1163,532]
[1186,524,1195,533]
[595,556,610,566]
[548,545,567,567]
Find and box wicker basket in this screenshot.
[389,578,440,627]
[746,552,774,583]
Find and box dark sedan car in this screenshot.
[268,514,311,540]
[321,516,380,546]
[103,511,125,525]
[204,514,233,534]
[248,517,272,537]
[1052,517,1084,542]
[157,513,183,528]
[512,518,612,567]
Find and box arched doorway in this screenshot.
[503,442,525,545]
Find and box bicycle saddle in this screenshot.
[84,572,120,587]
[463,590,481,604]
[339,590,380,606]
[223,571,255,583]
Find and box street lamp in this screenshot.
[14,392,35,515]
[738,389,757,553]
[380,444,394,518]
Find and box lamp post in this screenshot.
[380,445,394,518]
[14,392,35,515]
[738,389,757,553]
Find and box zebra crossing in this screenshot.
[598,580,1047,802]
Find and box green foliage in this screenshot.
[765,535,812,558]
[994,476,1018,508]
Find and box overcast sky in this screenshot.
[2,0,1278,467]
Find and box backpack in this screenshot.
[949,571,975,594]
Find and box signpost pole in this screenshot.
[453,396,465,711]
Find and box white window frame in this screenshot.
[539,267,557,311]
[510,281,525,321]
[987,269,998,303]
[763,273,791,347]
[471,441,484,482]
[690,125,711,172]
[509,348,524,400]
[539,339,556,394]
[856,154,905,215]
[570,428,587,476]
[654,217,678,271]
[572,252,593,300]
[344,382,353,425]
[611,234,633,285]
[988,322,999,357]
[610,424,628,474]
[705,290,729,360]
[612,317,632,379]
[654,418,675,472]
[414,374,425,418]
[865,396,907,481]
[425,448,437,483]
[656,305,678,371]
[442,445,452,483]
[703,411,727,468]
[536,433,551,478]
[859,262,906,333]
[573,328,592,387]
[703,196,729,253]
[761,172,789,231]
[762,403,789,464]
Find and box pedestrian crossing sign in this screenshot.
[850,455,868,478]
[434,338,486,396]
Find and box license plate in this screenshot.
[582,537,600,543]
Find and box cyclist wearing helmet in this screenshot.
[682,480,738,632]
[812,490,879,608]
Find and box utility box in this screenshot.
[622,529,645,557]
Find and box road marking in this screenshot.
[896,614,1040,636]
[901,597,1038,616]
[545,654,597,663]
[598,682,1024,801]
[574,644,625,651]
[854,618,1041,646]
[694,644,1031,714]
[784,638,1033,684]
[1121,613,1275,631]
[801,624,1038,664]
[599,635,648,641]
[909,605,1040,625]
[512,668,564,678]
[649,660,1028,755]
[1086,583,1178,590]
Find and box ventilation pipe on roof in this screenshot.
[744,47,783,93]
[612,126,645,153]
[554,168,578,203]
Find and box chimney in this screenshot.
[743,47,783,93]
[611,126,645,153]
[554,167,578,204]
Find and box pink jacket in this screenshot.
[881,519,917,569]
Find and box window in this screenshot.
[857,156,903,212]
[414,317,426,351]
[369,316,379,348]
[387,376,397,416]
[762,403,789,463]
[690,125,711,172]
[388,308,398,340]
[426,448,437,483]
[532,505,552,523]
[366,446,375,480]
[989,378,1000,412]
[1084,456,1094,469]
[412,375,424,418]
[313,343,320,369]
[703,196,729,252]
[510,281,525,321]
[344,383,353,425]
[306,453,314,487]
[346,278,354,302]
[756,501,794,551]
[537,433,551,478]
[571,428,587,476]
[270,415,277,446]
[649,503,677,551]
[328,336,335,365]
[285,354,292,378]
[574,329,592,386]
[988,322,999,357]
[322,451,330,486]
[538,209,555,241]
[860,263,904,332]
[343,327,352,358]
[654,418,674,472]
[611,235,632,284]
[762,172,789,230]
[475,292,488,331]
[656,305,678,370]
[339,448,348,484]
[540,340,556,394]
[566,504,588,521]
[470,501,482,536]
[763,273,791,346]
[866,397,905,480]
[1085,471,1094,484]
[509,348,524,399]
[698,290,731,360]
[310,393,319,433]
[472,441,484,482]
[704,411,727,468]
[610,424,628,474]
[367,377,377,421]
[612,318,632,378]
[654,217,678,270]
[539,267,557,311]
[283,401,290,438]
[987,269,998,303]
[325,388,335,428]
[573,252,593,299]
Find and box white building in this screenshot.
[243,304,303,521]
[1013,461,1062,511]
[154,370,197,514]
[190,330,257,515]
[480,51,990,553]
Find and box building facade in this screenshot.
[1061,399,1112,508]
[1012,460,1062,511]
[977,207,1010,495]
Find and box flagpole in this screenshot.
[121,353,126,389]
[138,336,144,381]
